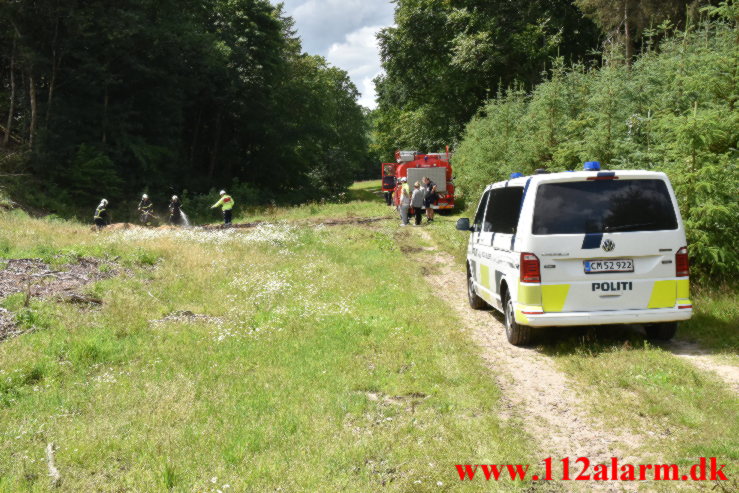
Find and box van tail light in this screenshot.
[520,253,541,283]
[676,246,690,277]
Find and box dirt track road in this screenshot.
[407,226,739,492]
[411,229,647,490]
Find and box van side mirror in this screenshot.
[456,218,472,232]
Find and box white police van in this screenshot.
[456,162,692,346]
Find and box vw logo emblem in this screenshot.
[602,239,615,252]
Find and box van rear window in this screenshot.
[532,179,678,235]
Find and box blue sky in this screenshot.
[274,1,395,109]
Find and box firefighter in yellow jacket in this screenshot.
[211,190,235,225]
[93,199,109,229]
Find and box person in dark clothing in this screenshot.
[138,194,154,226]
[94,199,109,229]
[169,195,182,226]
[422,176,438,222]
[382,175,396,205]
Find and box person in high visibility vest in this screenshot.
[94,199,109,229]
[211,190,234,225]
[137,194,154,226]
[398,177,411,226]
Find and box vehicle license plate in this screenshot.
[584,259,634,273]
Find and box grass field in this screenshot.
[0,189,533,491]
[226,181,392,225]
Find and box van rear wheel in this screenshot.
[504,293,532,346]
[467,267,487,310]
[645,322,678,341]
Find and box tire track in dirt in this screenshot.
[102,215,391,232]
[411,229,650,491]
[663,340,739,394]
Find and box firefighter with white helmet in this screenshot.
[211,189,235,226]
[137,193,154,226]
[94,199,109,229]
[169,195,183,226]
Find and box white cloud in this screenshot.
[326,26,385,109]
[286,0,394,53]
[276,1,395,109]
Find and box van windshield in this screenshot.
[532,179,678,235]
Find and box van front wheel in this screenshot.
[645,322,678,341]
[504,293,532,346]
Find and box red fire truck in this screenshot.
[385,149,455,210]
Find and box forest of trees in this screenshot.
[371,0,601,156]
[0,0,369,214]
[370,0,712,160]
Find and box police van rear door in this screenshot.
[522,172,686,313]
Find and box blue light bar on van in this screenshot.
[510,172,524,178]
[584,161,601,171]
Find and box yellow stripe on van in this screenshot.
[518,282,542,306]
[542,284,570,312]
[515,307,529,325]
[676,279,691,307]
[648,280,677,308]
[677,279,690,299]
[480,264,491,290]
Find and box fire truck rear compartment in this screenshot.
[406,167,447,192]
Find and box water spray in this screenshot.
[180,210,191,228]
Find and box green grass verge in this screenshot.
[0,209,532,491]
[679,287,738,352]
[550,342,738,474]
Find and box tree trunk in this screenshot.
[207,113,222,181]
[3,36,16,147]
[29,71,37,148]
[102,87,108,143]
[46,66,57,128]
[45,16,61,128]
[189,108,202,166]
[624,0,633,66]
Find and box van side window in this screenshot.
[483,187,524,233]
[473,191,490,231]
